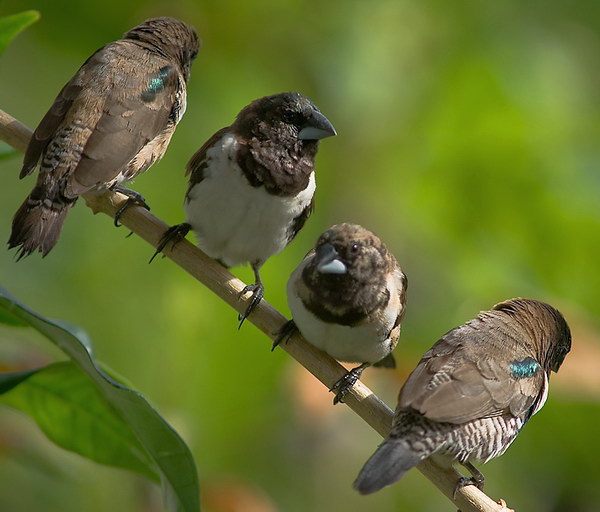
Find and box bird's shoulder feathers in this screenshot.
[185,127,234,189]
[398,316,546,424]
[23,41,183,194]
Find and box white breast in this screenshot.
[287,258,401,364]
[185,133,315,267]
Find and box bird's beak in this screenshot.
[298,110,337,140]
[315,243,347,274]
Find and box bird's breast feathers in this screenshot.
[288,259,402,363]
[185,132,315,266]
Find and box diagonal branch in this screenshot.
[0,107,510,512]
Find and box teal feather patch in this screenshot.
[510,357,540,379]
[141,67,172,102]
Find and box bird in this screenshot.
[150,91,336,326]
[8,17,199,260]
[274,223,408,405]
[354,298,572,495]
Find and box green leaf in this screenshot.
[0,368,40,393]
[0,362,158,480]
[0,288,199,512]
[0,10,40,56]
[0,306,27,326]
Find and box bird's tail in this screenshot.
[353,436,434,494]
[8,187,75,260]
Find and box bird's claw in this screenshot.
[272,320,297,351]
[113,187,150,227]
[238,282,264,328]
[453,473,484,500]
[149,223,191,263]
[330,367,363,405]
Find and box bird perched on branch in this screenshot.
[151,92,336,326]
[8,17,199,260]
[354,298,571,495]
[274,223,408,404]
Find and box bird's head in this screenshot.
[493,298,572,373]
[124,17,200,81]
[234,92,336,149]
[311,223,393,286]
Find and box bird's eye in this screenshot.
[283,111,299,124]
[349,243,360,254]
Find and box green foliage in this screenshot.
[0,141,18,161]
[0,363,158,479]
[0,305,26,326]
[0,290,199,512]
[0,10,39,56]
[0,10,39,164]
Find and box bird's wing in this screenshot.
[398,317,546,424]
[287,196,314,244]
[67,43,180,194]
[185,127,232,190]
[20,72,84,179]
[392,267,408,325]
[376,266,407,354]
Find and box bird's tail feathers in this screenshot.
[353,437,430,494]
[8,191,75,260]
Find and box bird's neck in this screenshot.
[236,137,316,197]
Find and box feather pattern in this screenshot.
[180,92,335,268]
[9,17,199,259]
[354,298,571,494]
[287,223,407,364]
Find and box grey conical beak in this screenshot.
[315,243,347,274]
[298,110,337,140]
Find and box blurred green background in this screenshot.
[1,1,599,511]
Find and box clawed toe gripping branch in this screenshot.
[112,186,150,227]
[0,107,511,512]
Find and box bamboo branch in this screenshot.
[0,107,511,512]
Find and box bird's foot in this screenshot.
[453,463,485,499]
[237,282,264,329]
[330,363,368,405]
[272,320,297,351]
[149,223,191,263]
[463,461,485,490]
[112,187,150,227]
[453,477,480,500]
